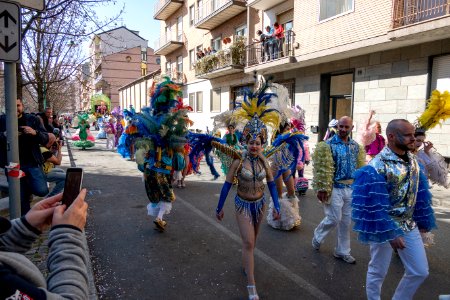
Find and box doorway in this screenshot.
[318,72,354,141]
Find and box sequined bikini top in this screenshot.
[238,166,266,182]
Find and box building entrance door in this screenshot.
[318,72,354,141]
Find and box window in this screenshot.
[319,0,353,21]
[189,49,195,69]
[431,55,450,92]
[177,16,183,42]
[141,63,147,76]
[235,24,246,37]
[211,37,221,52]
[177,56,183,73]
[189,5,195,26]
[141,48,147,62]
[197,0,203,20]
[189,93,195,109]
[196,91,203,112]
[165,61,171,75]
[165,26,170,43]
[210,88,221,112]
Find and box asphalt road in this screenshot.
[71,137,450,299]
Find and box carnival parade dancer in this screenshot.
[311,116,365,263]
[413,90,450,188]
[357,110,386,162]
[133,78,191,232]
[215,81,281,300]
[117,109,140,160]
[352,119,436,299]
[72,113,95,150]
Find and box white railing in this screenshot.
[154,30,183,51]
[195,0,244,25]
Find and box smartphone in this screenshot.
[61,168,83,207]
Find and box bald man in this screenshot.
[311,116,365,264]
[352,119,436,299]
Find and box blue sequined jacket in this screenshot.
[312,135,365,198]
[352,146,436,244]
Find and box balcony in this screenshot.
[154,0,184,20]
[389,0,450,42]
[245,30,297,74]
[154,32,184,56]
[195,37,245,79]
[195,0,246,30]
[246,0,286,10]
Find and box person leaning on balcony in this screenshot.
[253,30,268,63]
[273,22,285,58]
[264,25,275,61]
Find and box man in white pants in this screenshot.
[352,119,436,299]
[311,116,365,263]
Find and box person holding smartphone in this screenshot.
[0,190,89,299]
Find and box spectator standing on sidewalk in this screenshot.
[352,119,436,299]
[0,190,89,299]
[0,99,50,214]
[40,133,66,197]
[311,116,365,264]
[38,107,55,133]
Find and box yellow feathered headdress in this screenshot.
[232,79,281,144]
[416,90,450,131]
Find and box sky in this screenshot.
[84,0,161,52]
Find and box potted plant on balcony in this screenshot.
[230,36,246,65]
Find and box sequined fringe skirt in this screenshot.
[234,195,266,224]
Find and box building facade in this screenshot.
[118,70,161,112]
[89,27,160,108]
[154,0,450,156]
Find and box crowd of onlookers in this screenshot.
[0,99,89,299]
[253,22,286,61]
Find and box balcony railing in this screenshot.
[246,30,296,67]
[194,0,246,30]
[154,31,184,56]
[392,0,449,28]
[154,0,184,20]
[194,36,246,79]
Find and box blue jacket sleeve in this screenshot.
[351,166,404,244]
[413,169,437,231]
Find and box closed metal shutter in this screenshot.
[431,55,450,92]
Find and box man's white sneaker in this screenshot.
[333,253,356,264]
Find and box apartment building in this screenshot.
[78,62,91,111]
[154,0,258,131]
[154,0,450,156]
[89,27,160,108]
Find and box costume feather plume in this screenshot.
[150,77,182,115]
[232,80,280,129]
[291,105,306,133]
[187,132,225,172]
[416,90,450,131]
[213,110,241,132]
[264,132,309,179]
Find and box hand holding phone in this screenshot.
[61,168,83,207]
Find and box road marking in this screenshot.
[177,195,333,300]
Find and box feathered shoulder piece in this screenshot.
[416,90,450,131]
[150,77,182,115]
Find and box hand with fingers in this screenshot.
[52,189,89,231]
[25,193,63,232]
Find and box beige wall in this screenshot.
[293,0,392,56]
[101,47,159,107]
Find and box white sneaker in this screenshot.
[333,253,356,264]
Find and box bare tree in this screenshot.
[19,0,124,112]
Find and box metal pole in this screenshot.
[4,62,21,218]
